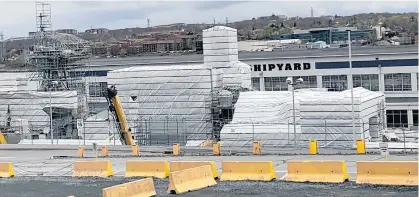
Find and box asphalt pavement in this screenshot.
[0,177,417,197]
[0,146,418,197]
[0,148,418,179]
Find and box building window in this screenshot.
[251,77,260,90]
[384,73,411,91]
[386,110,408,128]
[264,77,288,91]
[353,74,379,91]
[413,110,418,127]
[89,82,107,97]
[322,75,347,91]
[293,76,317,89]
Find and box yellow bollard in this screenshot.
[309,140,318,155]
[173,143,180,156]
[213,142,220,156]
[101,145,109,157]
[356,140,366,154]
[77,146,84,158]
[253,141,261,155]
[131,145,139,157]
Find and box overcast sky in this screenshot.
[0,0,417,38]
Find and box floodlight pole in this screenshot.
[348,30,355,146]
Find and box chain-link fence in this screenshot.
[0,117,213,146]
[1,118,418,151]
[0,119,81,144]
[81,118,214,146]
[220,121,418,149]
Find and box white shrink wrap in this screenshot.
[203,26,240,70]
[203,36,238,44]
[203,26,237,38]
[220,88,385,147]
[107,64,222,144]
[0,90,78,132]
[204,55,239,63]
[203,43,239,50]
[203,49,239,56]
[220,61,252,89]
[83,110,116,140]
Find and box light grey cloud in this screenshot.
[0,0,417,38]
[192,1,249,11]
[56,3,173,29]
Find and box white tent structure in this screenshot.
[0,90,78,136]
[220,87,386,147]
[107,64,223,145]
[103,26,252,146]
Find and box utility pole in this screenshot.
[287,77,304,147]
[49,87,53,144]
[347,30,356,146]
[0,31,4,60]
[310,7,314,18]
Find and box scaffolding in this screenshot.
[29,2,89,91]
[20,1,91,139]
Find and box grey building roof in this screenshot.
[85,45,418,66]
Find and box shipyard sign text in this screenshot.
[251,63,311,72]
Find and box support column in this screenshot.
[348,74,353,90]
[316,76,322,88]
[260,72,265,91]
[408,109,413,128]
[379,73,385,91]
[411,72,417,92]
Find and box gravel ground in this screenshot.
[0,177,417,197]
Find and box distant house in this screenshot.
[278,15,287,20]
[56,29,77,35]
[85,28,109,34]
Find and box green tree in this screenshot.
[279,27,292,35]
[263,25,274,37]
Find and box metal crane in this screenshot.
[106,85,135,145]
